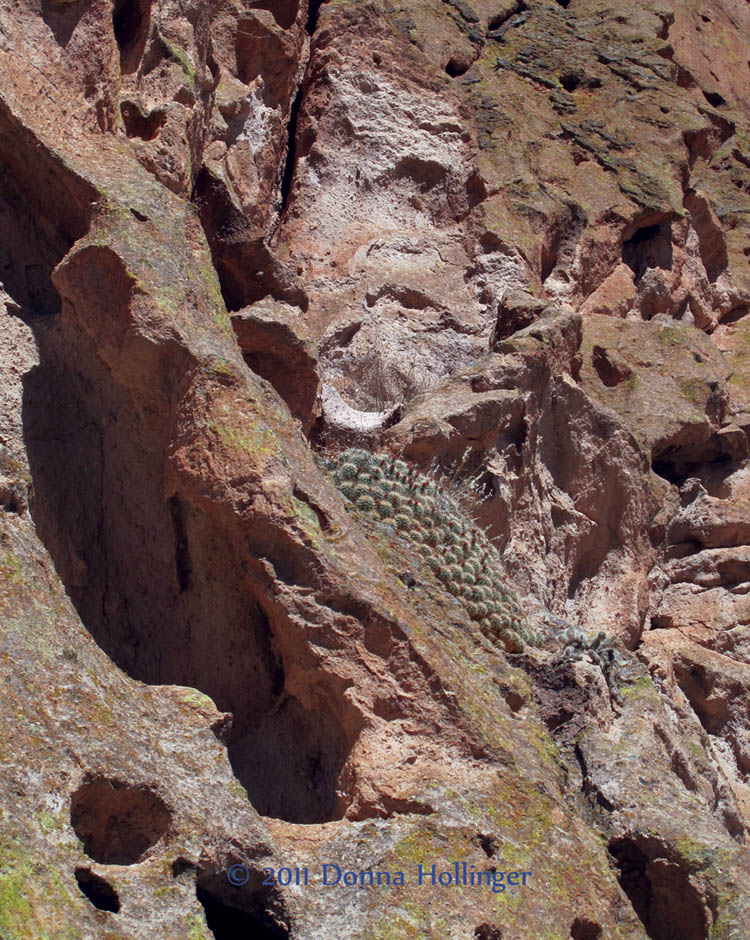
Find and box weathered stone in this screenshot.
[231,299,320,432]
[2,0,750,936]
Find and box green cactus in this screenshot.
[324,448,528,654]
[338,462,358,481]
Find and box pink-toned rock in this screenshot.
[580,263,637,318]
[2,0,750,935]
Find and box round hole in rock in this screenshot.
[74,868,120,913]
[70,777,172,865]
[445,57,470,77]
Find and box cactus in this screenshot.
[325,448,528,654]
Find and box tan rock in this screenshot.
[580,263,637,318]
[2,0,750,935]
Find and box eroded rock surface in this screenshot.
[1,0,750,937]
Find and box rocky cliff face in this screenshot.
[1,0,750,937]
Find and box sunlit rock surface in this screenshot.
[1,0,750,936]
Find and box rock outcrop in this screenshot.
[1,0,750,937]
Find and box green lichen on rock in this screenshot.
[325,449,528,653]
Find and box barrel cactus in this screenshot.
[324,448,527,654]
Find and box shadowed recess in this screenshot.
[40,0,90,47]
[113,0,152,74]
[474,925,503,939]
[74,868,121,913]
[622,223,673,281]
[4,113,348,826]
[0,100,94,317]
[70,778,172,865]
[570,918,603,940]
[608,837,713,940]
[251,0,300,31]
[196,871,290,939]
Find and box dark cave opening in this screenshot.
[622,223,673,280]
[196,886,289,940]
[251,0,300,32]
[196,870,290,940]
[112,0,152,74]
[570,918,603,940]
[445,57,470,77]
[608,837,713,940]
[278,84,305,219]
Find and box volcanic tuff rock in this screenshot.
[1,0,750,937]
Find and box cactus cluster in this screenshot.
[324,448,527,653]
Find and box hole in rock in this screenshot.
[608,837,712,940]
[554,0,571,7]
[702,90,725,107]
[722,303,749,324]
[196,873,290,939]
[113,0,152,74]
[504,689,525,712]
[651,457,693,486]
[571,918,602,940]
[560,71,581,91]
[279,84,304,218]
[446,57,470,77]
[172,857,197,878]
[622,223,673,280]
[120,101,167,141]
[474,926,503,939]
[74,868,120,913]
[476,833,499,858]
[70,778,172,865]
[592,345,632,387]
[228,689,350,823]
